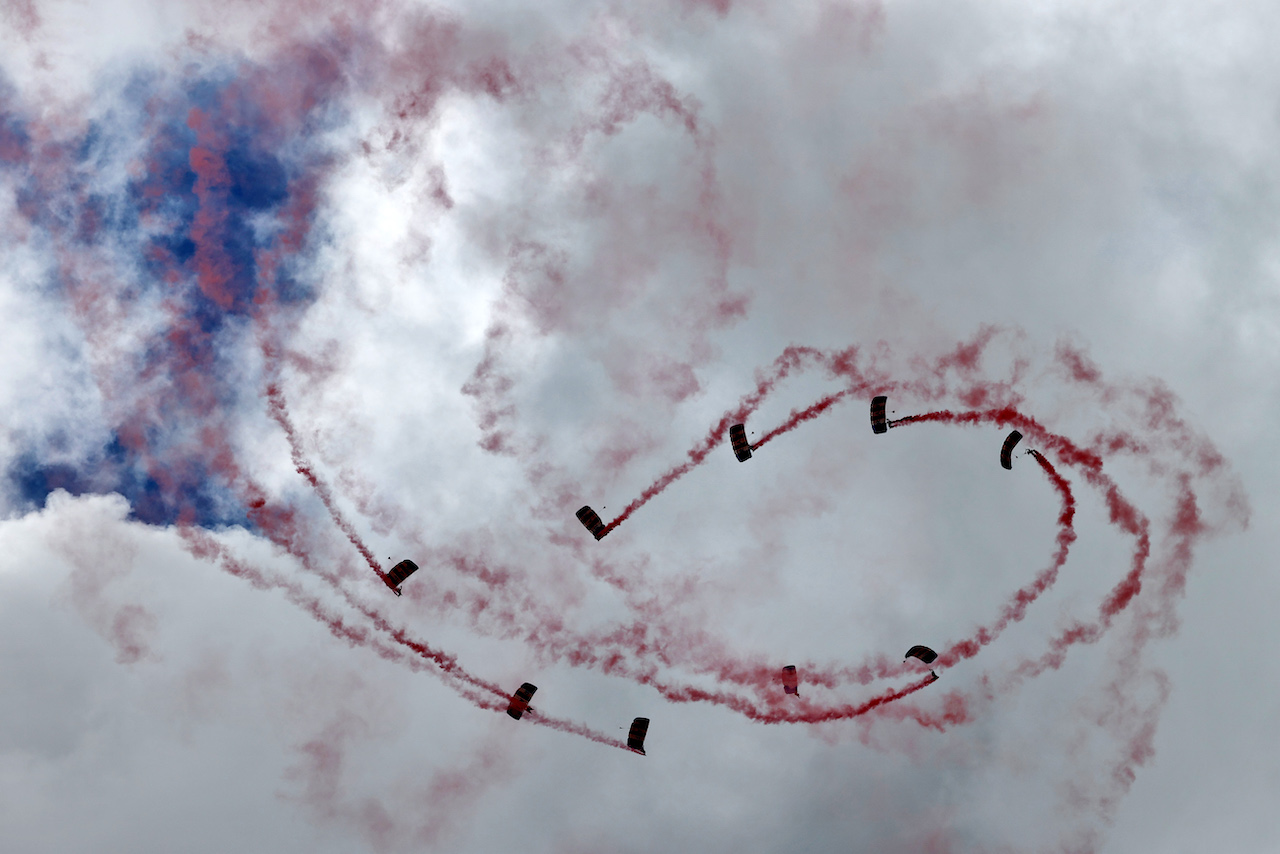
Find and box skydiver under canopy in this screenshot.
[576,506,608,540]
[383,558,419,596]
[870,396,910,434]
[507,683,537,719]
[782,665,799,696]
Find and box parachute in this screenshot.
[904,645,938,665]
[506,683,537,719]
[384,559,419,596]
[627,717,650,755]
[729,423,753,462]
[782,665,799,696]
[576,506,608,540]
[870,395,890,434]
[1000,430,1023,470]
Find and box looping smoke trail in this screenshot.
[545,397,1144,718]
[533,401,1077,699]
[892,408,1155,683]
[262,382,946,729]
[275,336,1225,751]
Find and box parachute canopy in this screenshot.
[870,395,890,434]
[729,423,753,462]
[576,506,607,540]
[782,665,799,696]
[904,645,938,665]
[385,559,419,596]
[627,717,650,755]
[507,683,537,720]
[1000,430,1023,470]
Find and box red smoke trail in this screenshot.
[750,388,855,449]
[182,514,629,749]
[1063,481,1203,820]
[565,403,1114,708]
[306,340,1011,696]
[1012,474,1202,685]
[259,383,635,750]
[246,396,936,733]
[891,408,1156,683]
[534,403,1078,698]
[288,335,1206,739]
[633,671,942,725]
[932,449,1077,669]
[264,382,385,581]
[601,345,865,533]
[176,522,503,705]
[598,334,1008,533]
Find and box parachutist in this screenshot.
[782,665,800,696]
[576,506,607,539]
[507,683,537,719]
[384,559,419,596]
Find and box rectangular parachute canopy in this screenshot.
[870,395,889,434]
[576,506,607,540]
[782,665,799,695]
[1000,430,1023,470]
[626,717,649,755]
[904,645,938,665]
[507,683,537,720]
[386,559,419,587]
[729,423,753,462]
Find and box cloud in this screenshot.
[1,1,1276,852]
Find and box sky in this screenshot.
[0,0,1277,852]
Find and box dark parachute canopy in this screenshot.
[1000,430,1023,470]
[870,395,890,434]
[385,559,419,596]
[904,645,938,665]
[576,506,607,540]
[627,717,650,755]
[781,665,799,696]
[729,423,753,462]
[507,683,537,719]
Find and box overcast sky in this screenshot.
[1,1,1277,852]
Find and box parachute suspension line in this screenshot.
[870,395,916,434]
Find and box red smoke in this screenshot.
[603,344,882,533]
[265,382,385,578]
[932,449,1078,669]
[236,324,1251,792]
[258,382,633,750]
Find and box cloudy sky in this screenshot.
[1,0,1276,851]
